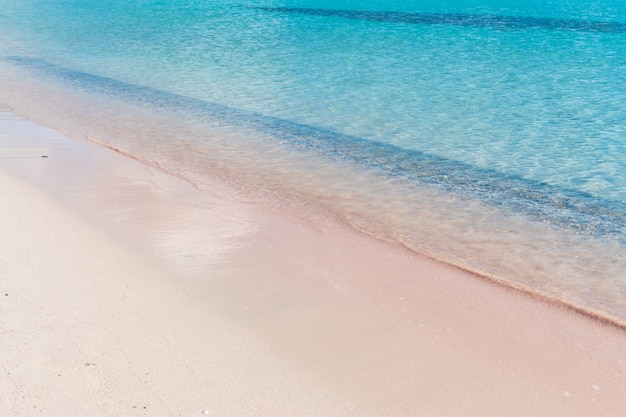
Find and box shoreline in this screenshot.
[79,127,626,331]
[1,111,625,415]
[1,59,625,326]
[12,96,626,330]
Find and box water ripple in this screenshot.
[255,7,626,33]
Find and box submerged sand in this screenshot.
[0,111,625,416]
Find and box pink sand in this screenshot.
[1,111,625,416]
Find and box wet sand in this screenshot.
[1,111,625,416]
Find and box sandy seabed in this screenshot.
[0,110,625,416]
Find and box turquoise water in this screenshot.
[1,0,626,322]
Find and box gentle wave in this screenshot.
[5,55,626,242]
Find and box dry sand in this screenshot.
[0,111,625,416]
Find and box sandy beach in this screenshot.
[1,111,625,416]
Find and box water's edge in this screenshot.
[1,57,625,327]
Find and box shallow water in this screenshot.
[1,0,625,323]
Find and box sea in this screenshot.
[1,0,625,324]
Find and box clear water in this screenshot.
[1,0,626,323]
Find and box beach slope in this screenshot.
[0,112,625,416]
